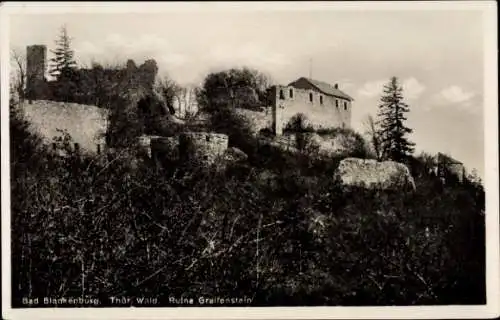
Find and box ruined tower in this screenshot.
[26,45,47,100]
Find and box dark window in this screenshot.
[279,89,285,100]
[74,143,80,152]
[342,122,346,129]
[206,135,210,142]
[336,100,339,108]
[320,96,323,105]
[309,93,313,102]
[97,144,101,154]
[289,89,293,98]
[344,102,348,110]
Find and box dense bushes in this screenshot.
[10,103,485,306]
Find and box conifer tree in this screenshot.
[376,76,415,162]
[49,25,77,79]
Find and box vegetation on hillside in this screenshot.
[9,68,486,306]
[8,26,486,305]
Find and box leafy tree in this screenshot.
[154,74,182,115]
[49,25,77,79]
[285,113,313,133]
[52,67,81,102]
[283,113,318,155]
[10,49,26,102]
[467,168,482,185]
[105,94,144,148]
[376,77,415,162]
[197,67,271,113]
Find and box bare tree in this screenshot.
[154,75,182,115]
[172,86,200,120]
[10,48,26,103]
[363,114,382,160]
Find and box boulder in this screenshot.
[334,157,416,191]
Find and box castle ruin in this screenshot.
[26,45,49,100]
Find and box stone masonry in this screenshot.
[148,132,229,168]
[269,77,354,135]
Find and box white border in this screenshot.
[1,2,499,319]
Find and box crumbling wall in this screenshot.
[148,132,229,167]
[25,42,159,106]
[150,136,180,168]
[179,132,229,165]
[20,100,108,154]
[236,108,273,134]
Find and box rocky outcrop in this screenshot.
[334,158,416,191]
[259,130,368,157]
[314,132,366,157]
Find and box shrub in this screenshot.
[284,113,315,133]
[208,105,259,159]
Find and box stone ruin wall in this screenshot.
[235,108,273,134]
[147,132,229,167]
[25,44,159,104]
[20,100,109,155]
[179,132,229,164]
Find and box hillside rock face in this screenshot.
[314,133,364,156]
[334,158,416,190]
[261,131,366,157]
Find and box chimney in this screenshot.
[334,83,339,89]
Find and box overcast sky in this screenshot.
[8,5,488,177]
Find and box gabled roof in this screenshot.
[289,77,354,101]
[437,152,463,165]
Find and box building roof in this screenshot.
[437,152,463,165]
[289,77,354,101]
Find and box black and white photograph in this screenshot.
[1,2,499,319]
